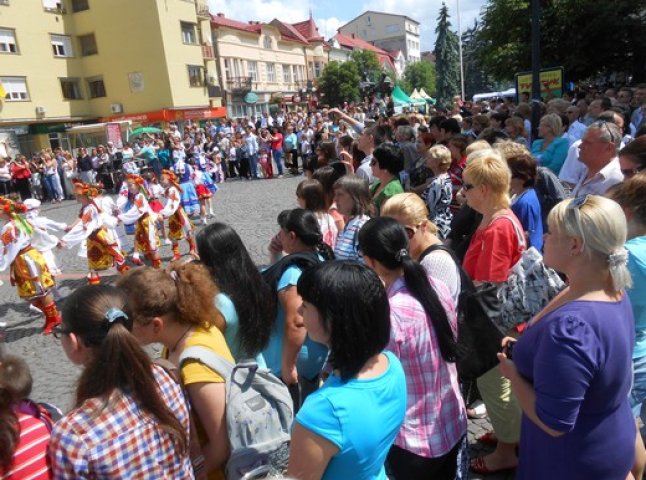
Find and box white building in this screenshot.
[338,11,421,65]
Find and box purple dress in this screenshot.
[514,297,636,479]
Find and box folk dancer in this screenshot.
[172,157,200,217]
[0,197,61,334]
[118,174,162,268]
[159,169,196,261]
[62,181,129,284]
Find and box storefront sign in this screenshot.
[101,107,227,124]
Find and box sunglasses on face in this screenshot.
[462,183,476,191]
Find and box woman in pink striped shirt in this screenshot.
[359,216,468,480]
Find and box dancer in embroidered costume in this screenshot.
[159,169,197,261]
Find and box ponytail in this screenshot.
[400,255,457,362]
[63,285,188,454]
[359,217,457,362]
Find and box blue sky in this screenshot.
[208,0,488,51]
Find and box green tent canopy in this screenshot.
[391,85,413,106]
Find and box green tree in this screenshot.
[474,0,646,83]
[461,20,501,98]
[350,50,382,83]
[401,60,437,96]
[434,3,461,108]
[317,60,361,107]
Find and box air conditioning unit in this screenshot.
[35,106,46,115]
[110,103,123,114]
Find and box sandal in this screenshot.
[477,431,498,445]
[470,456,517,475]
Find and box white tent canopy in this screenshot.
[472,88,516,102]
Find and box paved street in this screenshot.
[0,175,510,479]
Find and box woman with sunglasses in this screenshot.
[619,135,646,179]
[498,195,635,479]
[381,193,461,306]
[49,285,194,478]
[461,149,525,475]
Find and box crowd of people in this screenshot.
[1,81,646,480]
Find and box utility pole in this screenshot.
[530,0,541,142]
[456,0,465,101]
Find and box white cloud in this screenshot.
[317,17,344,39]
[208,0,310,23]
[361,0,486,50]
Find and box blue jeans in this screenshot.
[248,153,258,178]
[44,174,63,200]
[272,149,284,175]
[631,354,646,423]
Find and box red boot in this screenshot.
[116,262,130,274]
[87,273,101,285]
[42,302,61,335]
[171,244,181,262]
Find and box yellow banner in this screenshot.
[516,68,563,98]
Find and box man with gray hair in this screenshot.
[395,125,419,174]
[572,121,623,197]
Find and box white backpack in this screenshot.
[179,346,293,480]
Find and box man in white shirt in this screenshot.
[565,105,587,144]
[572,121,624,197]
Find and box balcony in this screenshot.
[201,44,214,59]
[226,76,252,95]
[196,1,209,18]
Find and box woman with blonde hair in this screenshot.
[530,113,569,175]
[117,262,233,480]
[382,192,461,305]
[461,149,524,474]
[499,196,636,479]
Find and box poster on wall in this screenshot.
[105,123,123,149]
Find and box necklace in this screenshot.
[170,326,192,353]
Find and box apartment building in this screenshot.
[0,0,223,156]
[338,11,421,65]
[328,32,400,77]
[212,13,327,118]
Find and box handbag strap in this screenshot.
[493,213,527,250]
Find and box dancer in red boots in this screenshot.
[62,180,129,284]
[159,169,197,261]
[0,197,61,334]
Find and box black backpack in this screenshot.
[261,252,323,314]
[419,244,504,381]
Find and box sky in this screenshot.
[208,0,488,51]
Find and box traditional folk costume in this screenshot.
[194,167,217,225]
[0,197,61,334]
[159,170,196,261]
[118,174,161,268]
[23,199,66,277]
[172,159,200,216]
[63,182,128,285]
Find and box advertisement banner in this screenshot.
[515,67,564,99]
[105,122,123,149]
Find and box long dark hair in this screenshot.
[278,208,334,260]
[0,388,18,473]
[297,261,390,381]
[358,217,457,362]
[62,285,187,453]
[196,223,275,356]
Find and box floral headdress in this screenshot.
[126,174,149,200]
[160,169,181,192]
[73,179,103,198]
[0,197,33,235]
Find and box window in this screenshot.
[385,24,400,34]
[59,78,82,100]
[292,65,298,82]
[78,33,97,56]
[248,61,257,81]
[223,58,230,79]
[181,22,197,45]
[187,65,204,87]
[0,28,17,53]
[263,35,272,49]
[42,0,64,12]
[266,63,275,82]
[87,76,106,98]
[283,64,291,83]
[314,62,321,78]
[50,34,73,57]
[1,76,29,101]
[71,0,88,11]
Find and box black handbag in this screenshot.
[419,245,504,381]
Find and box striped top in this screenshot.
[333,215,369,262]
[2,412,52,480]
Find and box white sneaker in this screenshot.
[164,238,172,245]
[202,218,208,225]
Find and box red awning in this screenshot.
[101,106,227,123]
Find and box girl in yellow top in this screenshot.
[118,261,233,480]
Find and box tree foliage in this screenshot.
[434,3,461,108]
[317,60,361,107]
[401,60,437,96]
[350,50,382,83]
[474,0,646,83]
[461,20,502,98]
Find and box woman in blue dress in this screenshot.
[498,195,635,479]
[171,157,200,217]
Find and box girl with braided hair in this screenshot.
[117,174,162,268]
[62,180,128,284]
[0,197,62,334]
[159,169,197,261]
